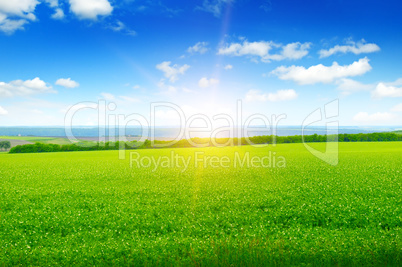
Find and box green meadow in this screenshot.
[0,142,401,265]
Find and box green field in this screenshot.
[0,142,401,265]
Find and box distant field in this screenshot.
[0,136,95,151]
[0,136,74,145]
[0,138,33,150]
[0,142,401,265]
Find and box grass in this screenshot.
[0,142,401,265]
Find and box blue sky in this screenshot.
[0,0,401,127]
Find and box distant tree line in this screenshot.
[8,132,402,154]
[0,141,11,151]
[9,140,152,154]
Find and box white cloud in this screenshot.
[0,77,54,98]
[271,57,372,85]
[386,78,402,87]
[100,92,115,101]
[133,85,140,89]
[319,39,380,58]
[55,78,79,88]
[392,103,402,112]
[119,95,140,103]
[218,40,273,58]
[353,112,396,123]
[270,42,312,61]
[218,40,311,62]
[156,61,190,83]
[31,109,43,114]
[51,8,64,19]
[198,77,220,88]
[44,0,58,8]
[156,79,178,95]
[197,0,232,17]
[245,89,298,102]
[61,102,98,114]
[0,17,27,33]
[182,87,194,93]
[99,93,140,103]
[372,83,402,98]
[69,0,113,20]
[44,0,64,19]
[336,78,374,95]
[0,106,8,115]
[109,20,136,36]
[0,0,38,34]
[188,42,209,54]
[224,64,233,70]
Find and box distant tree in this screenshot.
[4,141,11,150]
[0,141,11,151]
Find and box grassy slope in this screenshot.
[0,142,401,265]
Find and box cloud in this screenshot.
[156,79,178,95]
[109,20,136,36]
[44,0,58,8]
[198,77,219,88]
[157,79,193,95]
[156,61,190,83]
[336,78,374,95]
[187,42,209,54]
[224,64,233,70]
[55,78,79,88]
[245,89,298,102]
[100,92,115,101]
[61,102,98,114]
[269,42,312,61]
[119,95,140,103]
[31,109,44,114]
[386,78,402,87]
[99,93,140,103]
[69,0,113,20]
[271,57,372,85]
[218,40,273,58]
[218,40,311,62]
[182,87,195,93]
[319,39,380,58]
[0,77,54,98]
[51,8,64,19]
[372,82,402,98]
[0,0,38,34]
[260,0,272,12]
[44,0,64,19]
[197,0,233,17]
[353,112,396,123]
[392,103,402,112]
[0,106,8,115]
